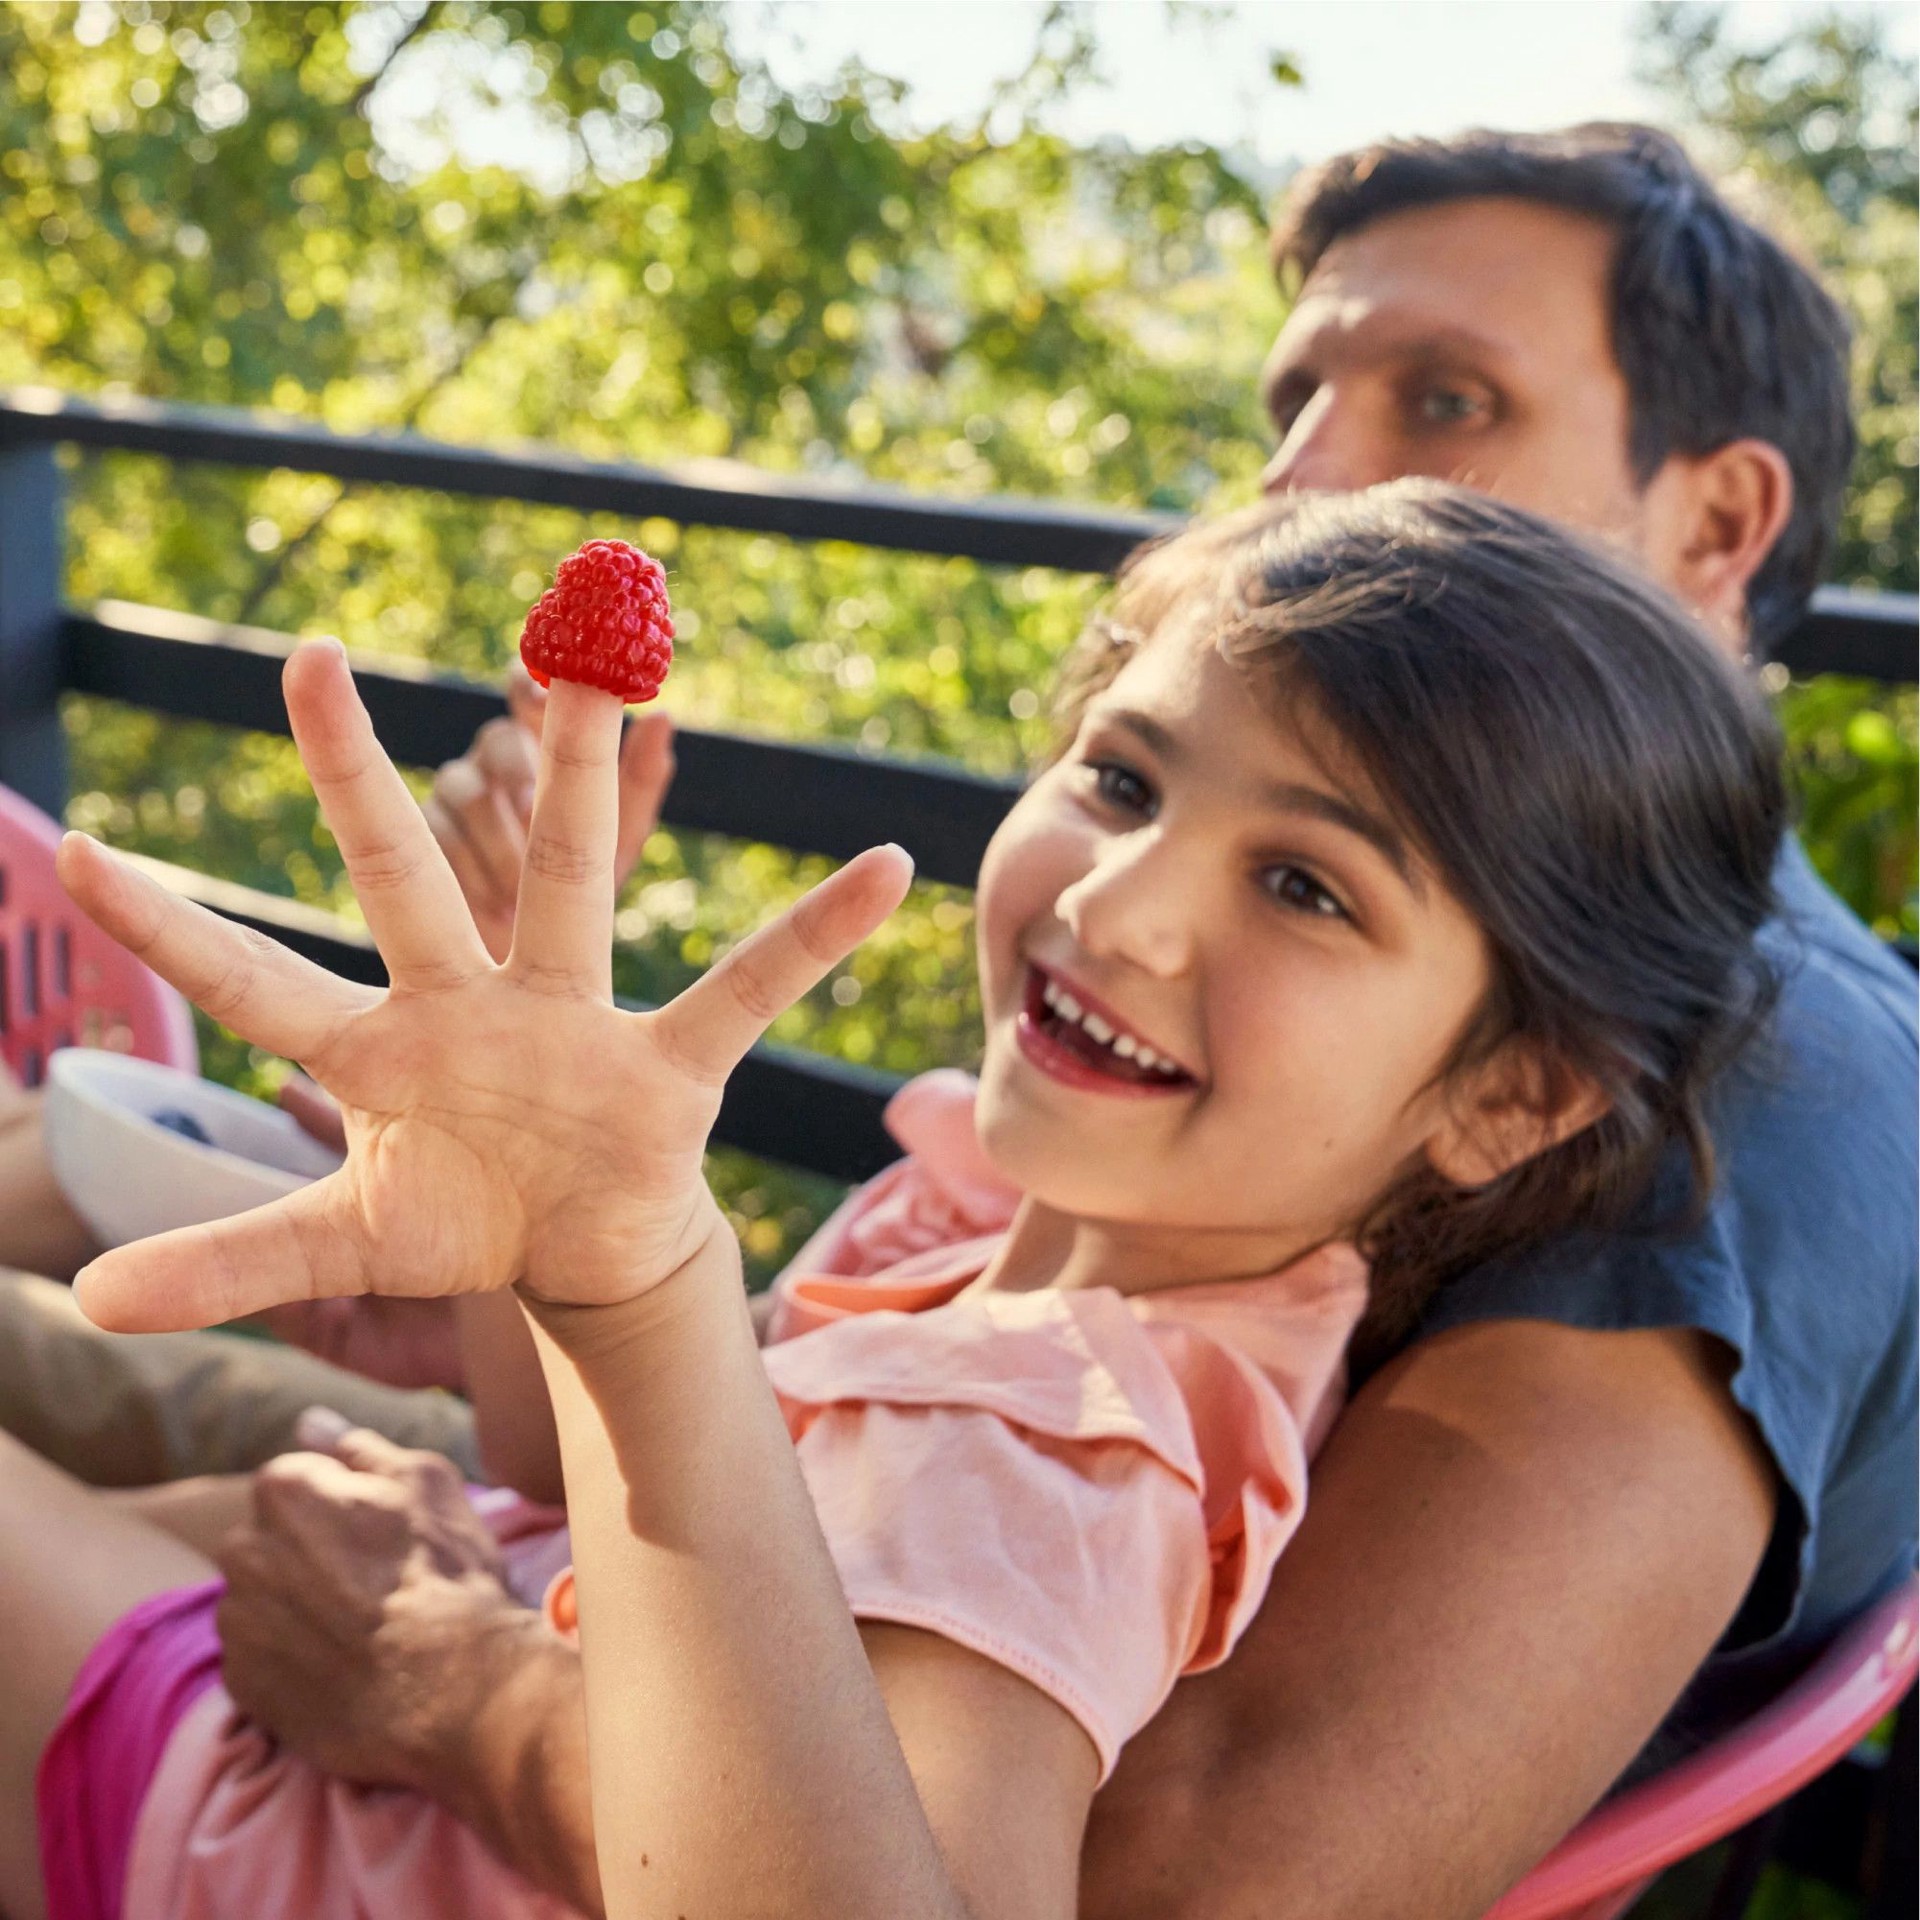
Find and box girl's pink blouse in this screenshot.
[754,1068,1371,1780]
[118,1074,1371,1920]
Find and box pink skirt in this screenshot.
[37,1582,225,1920]
[37,1494,581,1920]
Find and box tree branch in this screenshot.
[348,0,444,118]
[230,312,508,629]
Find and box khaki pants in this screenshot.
[0,1267,481,1485]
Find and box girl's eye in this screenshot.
[1089,761,1157,817]
[1262,863,1347,920]
[1415,385,1490,428]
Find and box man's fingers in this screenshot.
[327,1423,430,1481]
[421,796,511,950]
[56,833,371,1061]
[653,844,913,1081]
[282,641,491,991]
[473,714,541,799]
[293,1405,354,1455]
[431,743,530,905]
[614,709,675,890]
[278,1074,348,1154]
[505,659,548,739]
[507,677,625,996]
[73,1173,369,1334]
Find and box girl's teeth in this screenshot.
[1035,971,1187,1079]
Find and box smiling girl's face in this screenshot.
[973,614,1499,1264]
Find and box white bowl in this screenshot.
[44,1049,345,1250]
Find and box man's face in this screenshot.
[1259,196,1659,570]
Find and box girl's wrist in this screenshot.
[516,1214,745,1369]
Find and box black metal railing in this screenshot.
[2,388,1915,1180]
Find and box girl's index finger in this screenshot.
[283,641,493,992]
[507,676,626,998]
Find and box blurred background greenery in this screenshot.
[1,0,1913,1285]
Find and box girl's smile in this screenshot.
[1016,962,1202,1095]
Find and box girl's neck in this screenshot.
[975,1196,1321,1300]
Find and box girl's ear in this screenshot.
[1426,1041,1611,1189]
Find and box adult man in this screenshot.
[8,123,1916,1918]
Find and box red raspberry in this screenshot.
[519,540,674,703]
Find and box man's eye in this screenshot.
[1262,864,1346,919]
[1415,386,1489,427]
[1090,762,1156,815]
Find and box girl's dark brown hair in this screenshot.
[1053,482,1787,1336]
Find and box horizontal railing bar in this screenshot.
[1773,586,1917,683]
[63,603,1020,888]
[119,851,902,1183]
[1,388,1173,572]
[11,392,1914,677]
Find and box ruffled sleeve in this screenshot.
[765,1071,1019,1345]
[760,1285,1310,1781]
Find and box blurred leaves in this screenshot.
[1641,2,1917,936]
[8,0,1277,1269]
[3,0,1913,1282]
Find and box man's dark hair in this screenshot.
[1053,484,1787,1335]
[1269,124,1855,652]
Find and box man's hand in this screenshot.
[214,1424,512,1786]
[214,1420,605,1912]
[423,662,675,961]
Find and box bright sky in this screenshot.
[735,0,1918,171]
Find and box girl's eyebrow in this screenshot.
[1101,704,1419,892]
[1261,781,1420,895]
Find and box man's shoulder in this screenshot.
[1735,843,1917,1199]
[1765,838,1917,1058]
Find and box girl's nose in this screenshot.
[1055,836,1196,979]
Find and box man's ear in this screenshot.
[1427,1042,1611,1190]
[1643,438,1794,650]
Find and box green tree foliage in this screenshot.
[1,0,1911,1274]
[0,0,1282,1270]
[1639,3,1918,937]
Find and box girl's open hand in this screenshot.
[57,639,912,1334]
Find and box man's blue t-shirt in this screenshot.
[1413,838,1918,1752]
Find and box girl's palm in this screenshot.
[58,641,911,1332]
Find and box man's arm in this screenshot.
[1079,1320,1777,1920]
[456,1288,781,1506]
[213,1438,605,1916]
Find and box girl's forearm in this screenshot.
[523,1235,968,1920]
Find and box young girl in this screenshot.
[4,480,1782,1920]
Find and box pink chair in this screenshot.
[0,784,198,1084]
[1489,1577,1919,1919]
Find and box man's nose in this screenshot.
[1260,388,1391,496]
[1056,836,1196,979]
